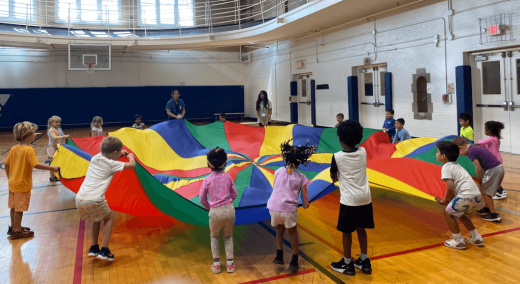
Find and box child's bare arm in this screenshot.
[472,159,483,184]
[5,163,9,178]
[443,179,455,204]
[302,184,310,209]
[35,164,60,172]
[123,153,136,169]
[330,172,338,183]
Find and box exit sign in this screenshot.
[488,25,501,35]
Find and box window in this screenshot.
[139,0,194,26]
[56,0,121,24]
[0,0,37,21]
[412,68,433,120]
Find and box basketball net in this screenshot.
[85,63,95,74]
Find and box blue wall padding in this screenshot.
[455,66,473,135]
[384,72,393,110]
[290,81,298,124]
[311,80,316,126]
[0,85,244,128]
[149,120,207,158]
[347,76,359,121]
[293,124,323,148]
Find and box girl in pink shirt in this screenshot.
[477,121,506,199]
[267,140,314,271]
[199,147,237,274]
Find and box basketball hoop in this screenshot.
[85,63,95,73]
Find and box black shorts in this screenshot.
[337,203,375,233]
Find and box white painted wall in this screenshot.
[0,48,246,88]
[245,0,520,138]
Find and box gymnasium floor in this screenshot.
[0,125,519,284]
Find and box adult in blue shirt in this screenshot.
[165,90,186,120]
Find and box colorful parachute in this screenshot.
[52,120,476,227]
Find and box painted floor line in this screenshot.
[0,207,77,218]
[258,222,345,284]
[73,219,86,284]
[238,268,315,284]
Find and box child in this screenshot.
[392,118,411,143]
[452,137,504,222]
[219,113,226,123]
[334,113,344,128]
[382,109,396,141]
[199,147,238,274]
[435,141,484,250]
[132,114,146,130]
[91,116,105,137]
[477,121,506,200]
[267,140,313,271]
[5,122,60,239]
[330,120,374,276]
[75,136,136,261]
[459,112,473,142]
[47,115,69,182]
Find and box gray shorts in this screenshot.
[480,165,505,196]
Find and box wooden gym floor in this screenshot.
[0,125,519,284]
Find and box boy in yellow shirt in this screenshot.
[459,112,473,142]
[5,122,60,239]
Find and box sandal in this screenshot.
[10,229,34,240]
[7,226,30,235]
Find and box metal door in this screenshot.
[358,66,387,129]
[297,74,312,127]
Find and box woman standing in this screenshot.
[256,90,272,127]
[165,90,186,120]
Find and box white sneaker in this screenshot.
[465,236,485,247]
[211,262,221,274]
[493,191,507,200]
[444,237,466,250]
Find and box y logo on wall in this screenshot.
[0,94,12,119]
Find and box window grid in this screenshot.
[56,0,121,24]
[0,0,37,21]
[139,0,194,27]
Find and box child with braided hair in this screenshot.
[267,139,315,271]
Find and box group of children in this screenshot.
[4,110,507,276]
[335,109,411,143]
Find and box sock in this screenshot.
[226,260,233,266]
[276,249,283,259]
[360,253,368,261]
[291,254,298,262]
[343,257,352,264]
[452,233,463,241]
[469,229,482,240]
[213,261,220,266]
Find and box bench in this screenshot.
[214,112,245,121]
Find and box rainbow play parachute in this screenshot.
[52,120,476,227]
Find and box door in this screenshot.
[297,74,312,127]
[473,51,520,154]
[358,66,387,130]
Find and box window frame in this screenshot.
[0,0,38,22]
[138,0,194,27]
[55,0,122,25]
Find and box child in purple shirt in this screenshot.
[452,137,504,223]
[267,139,314,271]
[199,147,238,274]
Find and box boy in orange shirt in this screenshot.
[5,122,60,239]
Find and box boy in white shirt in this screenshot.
[435,141,484,250]
[330,120,374,276]
[75,136,136,261]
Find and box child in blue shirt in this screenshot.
[382,109,395,141]
[393,118,411,143]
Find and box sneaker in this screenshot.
[289,255,299,271]
[465,236,485,247]
[226,262,235,273]
[7,226,30,236]
[444,237,466,250]
[211,262,221,274]
[353,258,372,274]
[97,247,115,261]
[477,207,491,215]
[330,257,355,276]
[492,191,507,200]
[482,213,502,222]
[88,245,101,257]
[10,229,34,240]
[49,177,59,182]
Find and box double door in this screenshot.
[473,51,520,154]
[296,74,312,127]
[358,66,387,130]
